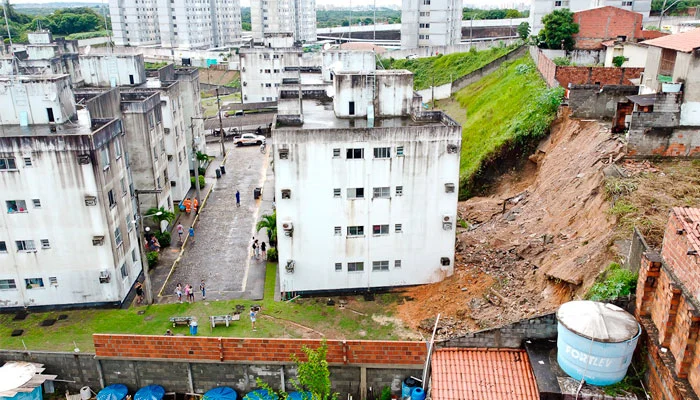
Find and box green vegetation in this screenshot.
[651,0,700,15]
[463,7,528,20]
[190,175,206,188]
[586,263,638,301]
[552,56,571,66]
[604,177,639,201]
[147,251,160,269]
[65,30,111,40]
[316,8,401,28]
[1,1,108,43]
[517,22,530,40]
[145,61,169,70]
[256,211,277,247]
[612,56,627,68]
[380,45,518,90]
[0,264,410,352]
[436,56,563,198]
[537,9,579,51]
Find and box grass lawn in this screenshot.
[435,55,563,198]
[201,93,241,118]
[0,264,412,352]
[381,45,518,90]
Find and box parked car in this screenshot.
[233,133,266,146]
[212,128,241,139]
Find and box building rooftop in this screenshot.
[643,28,700,52]
[672,207,700,253]
[0,74,70,83]
[0,109,111,138]
[431,348,539,400]
[142,78,178,89]
[277,99,457,130]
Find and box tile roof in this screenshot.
[431,348,539,400]
[673,207,700,252]
[642,28,700,52]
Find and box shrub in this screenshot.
[190,176,206,188]
[612,55,626,68]
[155,231,171,247]
[552,56,571,66]
[586,263,638,301]
[267,247,278,262]
[147,251,159,269]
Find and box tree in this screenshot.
[290,342,338,400]
[517,21,530,40]
[145,206,175,228]
[537,9,579,51]
[256,211,277,247]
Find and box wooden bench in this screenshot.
[169,316,194,327]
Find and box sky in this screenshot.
[9,0,529,7]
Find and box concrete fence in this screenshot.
[386,38,520,60]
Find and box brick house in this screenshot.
[573,6,644,50]
[636,207,700,399]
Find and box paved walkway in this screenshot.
[151,141,274,303]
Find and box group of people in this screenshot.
[145,233,161,252]
[176,223,196,243]
[180,197,199,214]
[250,238,267,260]
[175,281,206,303]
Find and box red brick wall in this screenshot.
[93,335,427,366]
[555,66,643,88]
[636,255,661,318]
[651,268,682,346]
[669,296,700,378]
[662,210,700,298]
[536,49,557,88]
[573,6,643,50]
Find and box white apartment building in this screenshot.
[0,76,140,308]
[272,70,462,294]
[251,0,317,43]
[80,52,147,87]
[0,31,83,85]
[401,0,463,49]
[321,50,376,82]
[239,34,302,103]
[110,0,242,49]
[529,0,651,36]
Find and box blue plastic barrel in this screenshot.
[189,321,198,335]
[401,377,419,398]
[410,388,425,400]
[203,386,238,400]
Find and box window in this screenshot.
[0,157,17,170]
[25,278,44,288]
[108,190,116,208]
[347,188,364,199]
[373,224,389,235]
[395,260,402,268]
[115,139,122,159]
[31,199,41,208]
[23,157,32,166]
[348,262,364,272]
[333,148,341,158]
[0,279,16,289]
[423,0,430,4]
[554,0,562,5]
[6,200,27,213]
[621,0,632,5]
[374,147,391,158]
[396,186,403,196]
[100,147,110,169]
[395,224,403,233]
[396,146,404,156]
[346,148,364,159]
[659,48,677,76]
[372,260,389,271]
[335,226,342,236]
[126,216,133,232]
[121,263,129,278]
[330,188,341,198]
[335,263,342,271]
[17,240,36,252]
[121,178,127,195]
[132,249,138,263]
[40,239,50,249]
[49,276,57,286]
[115,227,122,246]
[347,226,364,237]
[0,241,6,252]
[373,187,390,198]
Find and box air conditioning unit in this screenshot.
[242,67,246,72]
[440,257,451,266]
[243,81,247,86]
[281,189,291,199]
[278,148,289,159]
[445,183,455,193]
[99,270,111,283]
[442,215,453,230]
[285,260,295,273]
[164,128,170,134]
[282,221,294,236]
[92,235,105,246]
[84,195,97,206]
[447,144,459,154]
[77,154,91,164]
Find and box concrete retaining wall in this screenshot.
[568,84,639,119]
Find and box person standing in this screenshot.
[186,284,194,303]
[176,223,184,243]
[250,307,258,331]
[200,280,206,300]
[235,190,240,207]
[261,242,267,261]
[175,283,183,303]
[251,240,258,260]
[135,282,144,305]
[189,226,195,243]
[193,198,199,214]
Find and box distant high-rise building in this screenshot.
[401,0,463,49]
[109,0,242,49]
[250,0,317,43]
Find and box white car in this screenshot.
[233,133,266,147]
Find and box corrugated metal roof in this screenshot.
[627,94,656,106]
[673,207,700,253]
[642,28,700,52]
[431,348,539,400]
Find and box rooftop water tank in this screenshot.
[556,301,640,386]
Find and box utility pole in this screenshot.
[190,117,202,206]
[216,87,226,158]
[134,189,162,305]
[658,0,682,29]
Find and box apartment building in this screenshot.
[80,52,147,87]
[110,0,242,49]
[529,0,651,36]
[272,70,462,294]
[239,33,302,103]
[0,31,83,85]
[0,75,140,308]
[251,0,317,44]
[401,0,463,49]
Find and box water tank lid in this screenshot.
[557,301,639,343]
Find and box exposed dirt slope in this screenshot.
[397,111,624,337]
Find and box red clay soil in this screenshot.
[397,111,624,338]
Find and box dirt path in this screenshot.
[397,111,625,338]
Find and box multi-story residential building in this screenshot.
[321,50,376,82]
[529,0,651,36]
[272,70,462,294]
[401,0,463,49]
[110,0,242,49]
[0,31,83,85]
[0,75,140,308]
[80,51,147,87]
[239,33,302,103]
[251,0,317,44]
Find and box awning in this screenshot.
[627,94,656,107]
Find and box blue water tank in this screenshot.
[556,301,640,386]
[410,388,425,400]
